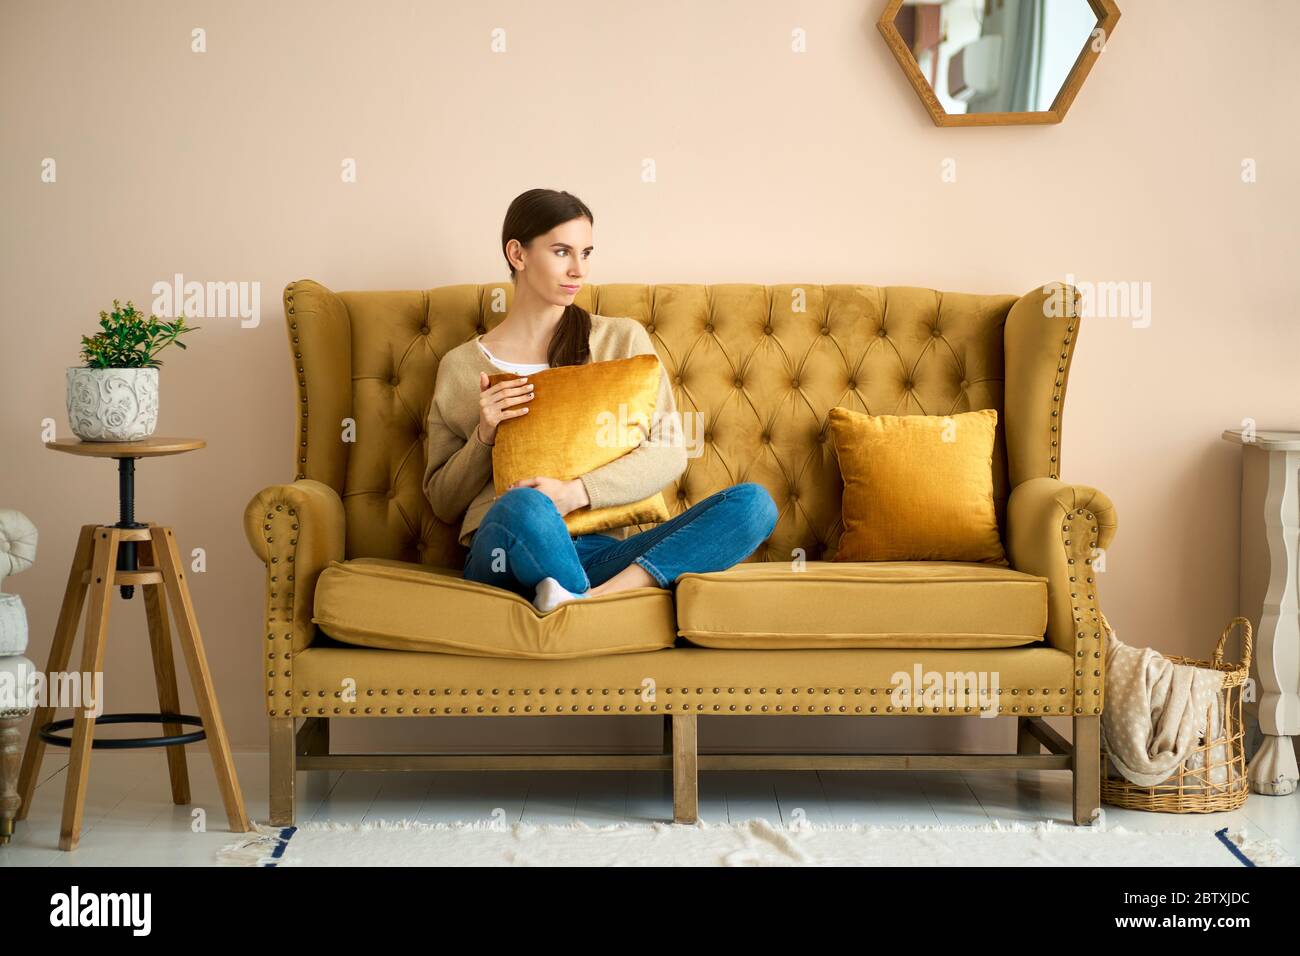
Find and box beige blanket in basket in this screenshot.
[1101,622,1228,788]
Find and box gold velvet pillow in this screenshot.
[828,406,1007,564]
[488,353,671,536]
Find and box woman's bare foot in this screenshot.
[588,562,657,597]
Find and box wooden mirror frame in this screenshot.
[878,0,1121,126]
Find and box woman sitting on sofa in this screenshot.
[422,187,777,613]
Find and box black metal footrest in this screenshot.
[39,712,206,749]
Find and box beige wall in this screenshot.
[3,0,1297,757]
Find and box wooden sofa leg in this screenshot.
[671,713,699,824]
[269,717,296,827]
[1016,716,1040,754]
[0,715,22,845]
[1072,715,1100,825]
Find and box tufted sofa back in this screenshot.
[283,280,1075,570]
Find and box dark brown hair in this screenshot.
[501,188,593,368]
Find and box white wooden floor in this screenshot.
[2,748,1296,865]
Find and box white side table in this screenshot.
[1222,427,1300,796]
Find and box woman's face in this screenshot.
[512,216,593,307]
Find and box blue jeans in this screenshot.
[462,482,778,598]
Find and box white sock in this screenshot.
[533,576,590,614]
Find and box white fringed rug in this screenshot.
[217,818,1294,867]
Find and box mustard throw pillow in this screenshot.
[828,406,1006,564]
[488,353,671,536]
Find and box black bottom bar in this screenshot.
[38,711,206,749]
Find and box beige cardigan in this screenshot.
[422,314,688,548]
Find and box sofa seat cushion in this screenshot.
[675,561,1047,649]
[313,558,676,659]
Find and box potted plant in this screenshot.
[66,300,198,442]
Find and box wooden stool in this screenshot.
[16,437,250,850]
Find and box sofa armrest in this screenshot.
[244,479,344,716]
[1007,476,1118,715]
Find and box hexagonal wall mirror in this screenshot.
[878,0,1121,126]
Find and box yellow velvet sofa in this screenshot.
[244,279,1117,826]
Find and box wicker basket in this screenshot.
[1099,612,1253,813]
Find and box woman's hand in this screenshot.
[476,371,533,445]
[505,476,590,516]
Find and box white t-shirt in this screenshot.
[477,337,549,375]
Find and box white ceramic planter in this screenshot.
[0,593,27,656]
[66,366,159,441]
